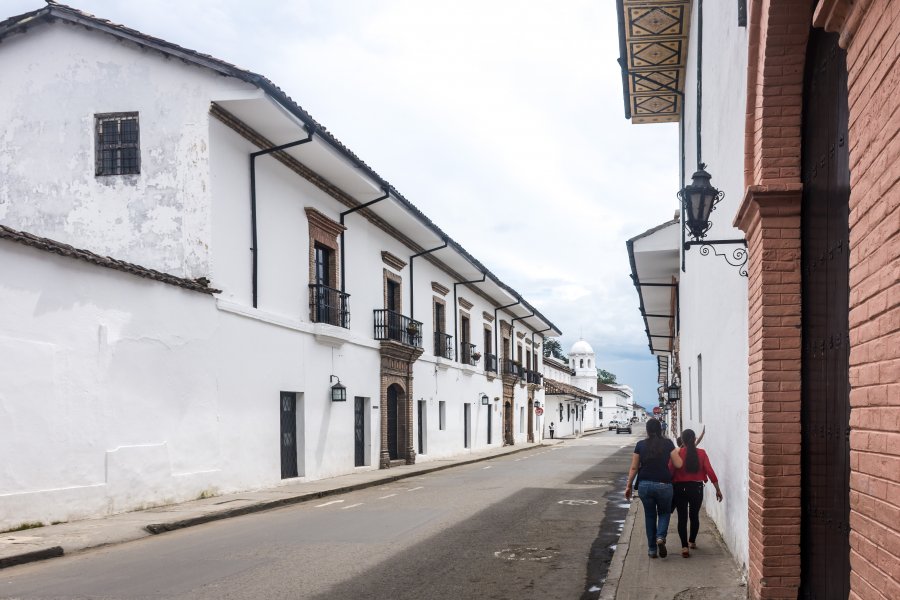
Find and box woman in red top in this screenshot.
[671,428,723,557]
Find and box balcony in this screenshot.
[526,370,543,385]
[309,284,350,328]
[484,353,498,373]
[434,331,454,359]
[373,309,422,347]
[460,342,478,366]
[504,359,524,379]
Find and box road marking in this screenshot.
[378,494,397,499]
[315,500,344,508]
[341,503,363,510]
[558,499,599,506]
[407,486,424,492]
[483,466,492,470]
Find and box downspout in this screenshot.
[494,301,521,370]
[408,242,448,322]
[508,311,534,372]
[453,272,487,360]
[532,327,553,371]
[339,189,390,295]
[686,0,705,273]
[250,131,314,308]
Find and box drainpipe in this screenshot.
[339,189,390,295]
[453,272,486,361]
[250,130,314,308]
[532,327,553,371]
[408,242,448,322]
[494,301,521,370]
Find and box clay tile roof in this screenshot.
[543,377,600,400]
[0,224,220,295]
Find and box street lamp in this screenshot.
[480,393,490,406]
[330,375,347,402]
[678,163,748,276]
[667,382,681,404]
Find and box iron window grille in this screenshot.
[95,113,140,176]
[434,331,454,359]
[308,284,350,328]
[484,353,498,373]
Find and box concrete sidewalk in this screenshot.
[0,438,567,570]
[601,496,747,599]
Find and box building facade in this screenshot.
[620,0,900,598]
[0,4,560,530]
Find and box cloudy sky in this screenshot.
[7,0,678,408]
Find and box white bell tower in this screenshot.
[569,339,596,394]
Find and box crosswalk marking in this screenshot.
[378,494,397,499]
[341,503,363,510]
[315,500,344,508]
[407,486,424,491]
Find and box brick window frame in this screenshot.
[383,269,402,313]
[304,208,344,290]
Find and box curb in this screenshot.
[599,498,637,600]
[0,442,557,571]
[146,442,550,533]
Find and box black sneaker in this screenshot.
[656,538,667,558]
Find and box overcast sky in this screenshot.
[8,0,679,409]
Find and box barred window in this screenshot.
[95,113,140,176]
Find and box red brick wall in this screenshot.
[739,0,900,598]
[736,185,804,600]
[838,1,900,598]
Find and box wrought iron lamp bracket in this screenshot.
[683,238,749,277]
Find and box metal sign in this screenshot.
[535,407,544,416]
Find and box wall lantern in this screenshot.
[480,393,490,406]
[667,382,681,403]
[330,375,347,402]
[678,163,748,276]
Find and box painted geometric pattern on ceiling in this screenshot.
[622,0,692,124]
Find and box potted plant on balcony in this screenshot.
[406,322,420,337]
[471,351,482,362]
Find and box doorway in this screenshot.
[417,399,426,455]
[799,27,851,600]
[280,391,298,479]
[464,403,471,448]
[504,401,513,445]
[387,384,401,461]
[354,397,367,467]
[486,403,492,445]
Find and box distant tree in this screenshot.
[543,338,568,362]
[597,368,617,384]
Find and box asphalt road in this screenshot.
[1,432,639,600]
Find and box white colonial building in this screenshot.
[540,340,635,437]
[0,3,560,530]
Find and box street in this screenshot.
[1,433,637,600]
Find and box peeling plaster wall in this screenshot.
[0,22,255,279]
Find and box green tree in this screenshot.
[542,338,568,362]
[597,368,617,384]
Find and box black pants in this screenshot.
[673,482,704,548]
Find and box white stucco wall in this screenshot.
[0,22,256,279]
[679,0,750,571]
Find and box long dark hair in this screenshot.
[643,418,667,460]
[682,428,700,473]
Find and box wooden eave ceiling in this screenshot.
[621,0,692,124]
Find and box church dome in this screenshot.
[569,339,594,355]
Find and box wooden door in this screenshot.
[280,392,298,479]
[800,27,851,600]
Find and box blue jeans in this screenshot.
[637,480,673,555]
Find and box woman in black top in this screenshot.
[625,418,683,558]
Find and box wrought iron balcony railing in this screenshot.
[309,284,350,328]
[484,353,498,373]
[526,370,543,385]
[434,331,454,359]
[373,309,422,347]
[460,343,478,366]
[504,359,524,379]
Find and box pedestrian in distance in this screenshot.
[671,428,723,557]
[624,418,683,558]
[549,422,555,439]
[661,419,668,436]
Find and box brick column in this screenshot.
[736,184,803,600]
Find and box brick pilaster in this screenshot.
[736,185,803,600]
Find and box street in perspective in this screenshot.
[2,1,899,600]
[2,435,634,599]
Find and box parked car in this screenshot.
[616,422,632,434]
[608,420,619,430]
